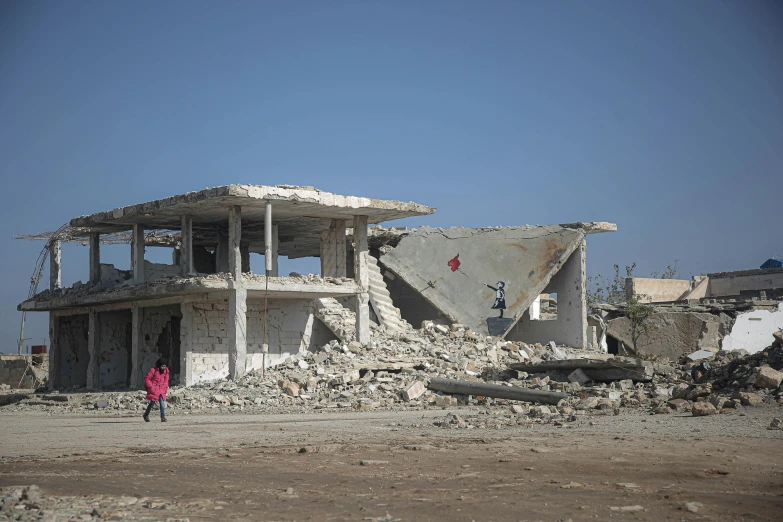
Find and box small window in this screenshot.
[539,293,557,321]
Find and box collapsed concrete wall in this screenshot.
[100,264,132,288]
[606,312,734,359]
[384,271,447,327]
[0,355,47,389]
[722,303,783,354]
[379,225,586,338]
[182,298,336,385]
[625,277,691,303]
[57,314,89,389]
[506,241,586,347]
[97,310,132,389]
[144,260,181,282]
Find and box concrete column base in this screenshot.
[355,292,371,344]
[228,287,248,380]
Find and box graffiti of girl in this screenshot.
[485,281,506,317]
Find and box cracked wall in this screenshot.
[57,314,89,389]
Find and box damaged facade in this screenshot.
[17,184,615,391]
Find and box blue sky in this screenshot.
[1,1,781,352]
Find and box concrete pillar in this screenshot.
[48,313,59,389]
[228,287,247,380]
[353,215,370,344]
[320,219,346,278]
[89,233,100,284]
[334,219,347,277]
[180,215,194,275]
[240,244,250,273]
[264,202,273,273]
[49,240,61,291]
[270,224,279,277]
[228,206,242,281]
[132,224,145,284]
[86,308,98,389]
[131,307,143,388]
[228,205,246,379]
[577,239,587,349]
[320,226,336,277]
[180,302,193,387]
[216,232,229,273]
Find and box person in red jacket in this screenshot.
[143,358,169,422]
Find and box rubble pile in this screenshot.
[0,324,593,415]
[2,324,781,421]
[0,485,198,522]
[678,333,783,413]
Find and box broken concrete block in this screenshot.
[402,381,426,401]
[769,417,783,430]
[567,368,589,385]
[333,370,360,385]
[509,404,524,414]
[709,396,729,410]
[347,341,362,353]
[434,324,449,335]
[94,399,109,409]
[754,366,783,389]
[283,382,300,397]
[736,391,764,406]
[691,402,717,416]
[686,350,715,362]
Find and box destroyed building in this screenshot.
[17,184,616,391]
[602,268,783,358]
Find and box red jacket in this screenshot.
[144,367,169,401]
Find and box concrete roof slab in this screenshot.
[379,225,587,335]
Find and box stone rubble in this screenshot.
[2,324,781,422]
[0,484,200,521]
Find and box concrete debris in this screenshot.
[691,402,717,417]
[687,350,715,362]
[769,417,782,430]
[4,320,781,421]
[427,377,568,406]
[0,484,207,521]
[754,366,783,389]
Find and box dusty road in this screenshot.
[1,407,782,521]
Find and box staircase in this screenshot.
[314,298,356,342]
[367,256,410,332]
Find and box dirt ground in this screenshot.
[1,406,782,521]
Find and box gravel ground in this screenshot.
[1,405,781,521]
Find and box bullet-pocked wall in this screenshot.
[56,314,89,389]
[97,310,132,389]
